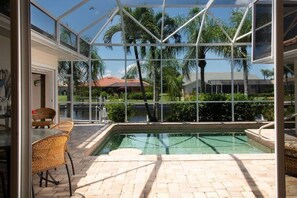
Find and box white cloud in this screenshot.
[103,70,112,77]
[119,62,137,75]
[103,74,111,77]
[118,61,148,78]
[119,69,125,75]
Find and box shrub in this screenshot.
[106,103,132,122]
[166,103,196,122]
[198,94,231,121]
[100,91,108,98]
[128,92,142,100]
[127,92,153,100]
[146,92,153,100]
[199,102,231,121]
[92,88,101,97]
[232,94,257,121]
[261,103,274,121]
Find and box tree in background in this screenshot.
[214,9,252,96]
[104,8,181,121]
[260,68,274,80]
[180,8,220,93]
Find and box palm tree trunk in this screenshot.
[198,57,207,93]
[151,49,158,121]
[243,60,249,96]
[241,47,249,96]
[200,66,205,93]
[198,51,207,93]
[133,46,154,121]
[152,65,158,120]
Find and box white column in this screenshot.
[274,0,285,197]
[11,0,31,196]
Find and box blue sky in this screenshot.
[97,45,273,79]
[32,0,273,79]
[90,5,273,79]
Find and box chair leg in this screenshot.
[47,171,60,185]
[65,164,72,196]
[45,171,48,187]
[39,172,43,187]
[67,152,75,175]
[38,171,59,186]
[32,183,35,198]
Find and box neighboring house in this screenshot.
[183,72,273,95]
[58,76,150,95]
[91,76,150,93]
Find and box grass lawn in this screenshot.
[58,95,67,102]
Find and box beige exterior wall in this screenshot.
[31,73,42,109]
[31,47,58,119]
[31,47,58,69]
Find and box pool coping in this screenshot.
[84,122,268,157]
[245,129,275,150]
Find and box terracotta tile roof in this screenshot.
[92,76,122,87]
[91,76,149,87]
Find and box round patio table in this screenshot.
[0,128,62,197]
[32,128,63,143]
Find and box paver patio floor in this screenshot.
[33,124,297,198]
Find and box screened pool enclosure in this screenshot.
[31,0,279,123]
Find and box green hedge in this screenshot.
[127,92,153,100]
[167,103,196,122]
[106,103,133,122]
[167,93,267,122]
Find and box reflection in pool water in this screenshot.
[93,132,272,155]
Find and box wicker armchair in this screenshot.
[32,134,72,197]
[50,121,75,175]
[32,108,56,128]
[285,141,297,177]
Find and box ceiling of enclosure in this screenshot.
[31,0,255,46]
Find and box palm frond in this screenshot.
[103,23,122,49]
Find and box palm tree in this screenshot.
[260,68,273,80]
[214,9,252,96]
[261,69,268,80]
[104,8,181,121]
[124,50,183,101]
[180,8,219,93]
[162,66,184,101]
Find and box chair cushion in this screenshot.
[285,141,297,158]
[32,121,53,127]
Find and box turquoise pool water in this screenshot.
[93,132,271,155]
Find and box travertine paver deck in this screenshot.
[33,124,297,198]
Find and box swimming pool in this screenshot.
[92,131,272,155]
